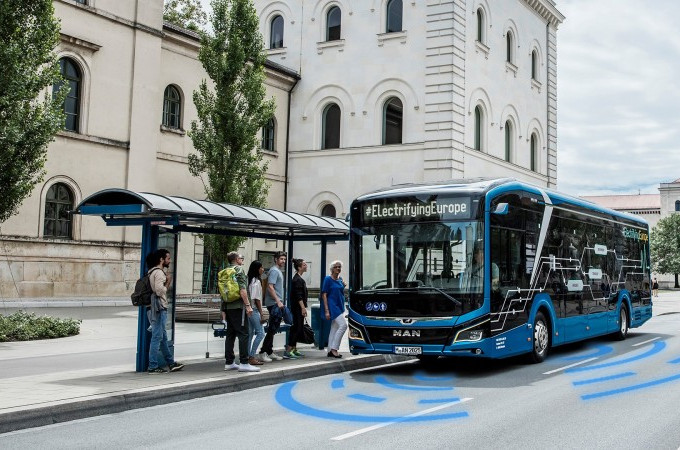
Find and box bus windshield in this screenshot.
[355,220,484,296]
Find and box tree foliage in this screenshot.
[0,0,67,224]
[163,0,208,32]
[650,213,680,278]
[189,0,275,266]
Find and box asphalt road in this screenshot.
[2,309,680,448]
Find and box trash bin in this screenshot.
[311,304,330,349]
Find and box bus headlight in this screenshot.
[454,319,490,343]
[349,324,365,341]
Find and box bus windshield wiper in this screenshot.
[354,287,403,294]
[416,286,462,306]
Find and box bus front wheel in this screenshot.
[529,312,550,363]
[613,305,628,341]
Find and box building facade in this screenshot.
[0,0,564,298]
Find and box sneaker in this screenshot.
[224,362,239,371]
[258,353,272,363]
[283,351,298,359]
[168,362,185,372]
[248,356,263,366]
[292,349,304,358]
[238,363,261,373]
[148,367,165,374]
[269,352,283,361]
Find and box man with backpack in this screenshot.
[259,251,287,361]
[220,251,260,373]
[147,249,185,374]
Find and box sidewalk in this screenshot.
[0,302,404,434]
[1,291,677,434]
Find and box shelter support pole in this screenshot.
[136,224,159,372]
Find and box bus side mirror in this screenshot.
[492,203,509,215]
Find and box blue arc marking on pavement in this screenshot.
[374,376,453,391]
[413,374,455,382]
[275,382,468,422]
[566,341,667,373]
[419,397,461,404]
[331,379,345,389]
[347,393,386,403]
[668,357,680,364]
[581,372,680,400]
[572,372,636,386]
[560,344,613,361]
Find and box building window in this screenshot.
[54,57,81,132]
[162,85,181,129]
[44,183,73,239]
[270,15,284,49]
[476,8,484,43]
[531,50,538,80]
[383,97,403,145]
[262,118,275,151]
[506,31,513,63]
[386,0,403,33]
[530,133,537,171]
[322,103,341,149]
[676,200,680,212]
[326,6,341,41]
[474,106,483,151]
[75,0,87,4]
[504,121,512,162]
[321,204,337,217]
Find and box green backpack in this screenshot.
[218,267,241,303]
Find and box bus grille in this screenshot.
[364,327,451,345]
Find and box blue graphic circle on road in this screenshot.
[275,382,468,423]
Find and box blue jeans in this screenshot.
[248,309,265,358]
[149,309,175,369]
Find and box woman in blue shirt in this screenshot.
[322,260,348,358]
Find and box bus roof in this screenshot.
[354,178,648,227]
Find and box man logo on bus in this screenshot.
[393,329,421,337]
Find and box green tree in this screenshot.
[189,0,275,266]
[0,0,67,224]
[650,213,680,288]
[163,0,208,32]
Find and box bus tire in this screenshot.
[529,311,550,363]
[613,304,628,341]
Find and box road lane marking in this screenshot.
[632,337,660,347]
[330,398,473,441]
[543,357,598,375]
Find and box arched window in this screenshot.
[474,106,483,151]
[321,204,337,217]
[531,50,538,80]
[54,58,81,132]
[326,6,341,41]
[162,85,181,129]
[322,103,341,149]
[386,0,403,33]
[506,31,513,63]
[504,120,512,162]
[476,8,484,43]
[44,183,73,239]
[270,15,284,49]
[383,97,403,145]
[261,118,275,151]
[530,133,538,171]
[675,200,680,212]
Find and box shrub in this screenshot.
[0,310,81,342]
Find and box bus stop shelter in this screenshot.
[74,189,349,372]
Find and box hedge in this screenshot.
[0,310,81,342]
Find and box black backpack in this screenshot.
[131,268,161,307]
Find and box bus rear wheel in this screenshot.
[529,312,550,363]
[613,305,628,341]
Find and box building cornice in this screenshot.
[523,0,565,28]
[60,33,101,52]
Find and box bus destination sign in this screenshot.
[361,197,472,223]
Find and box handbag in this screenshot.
[299,319,315,344]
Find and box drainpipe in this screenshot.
[283,77,299,211]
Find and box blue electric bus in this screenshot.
[347,178,652,363]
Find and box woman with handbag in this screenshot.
[246,261,267,365]
[285,258,309,358]
[322,260,348,358]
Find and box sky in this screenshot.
[196,0,680,197]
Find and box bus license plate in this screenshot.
[395,346,422,355]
